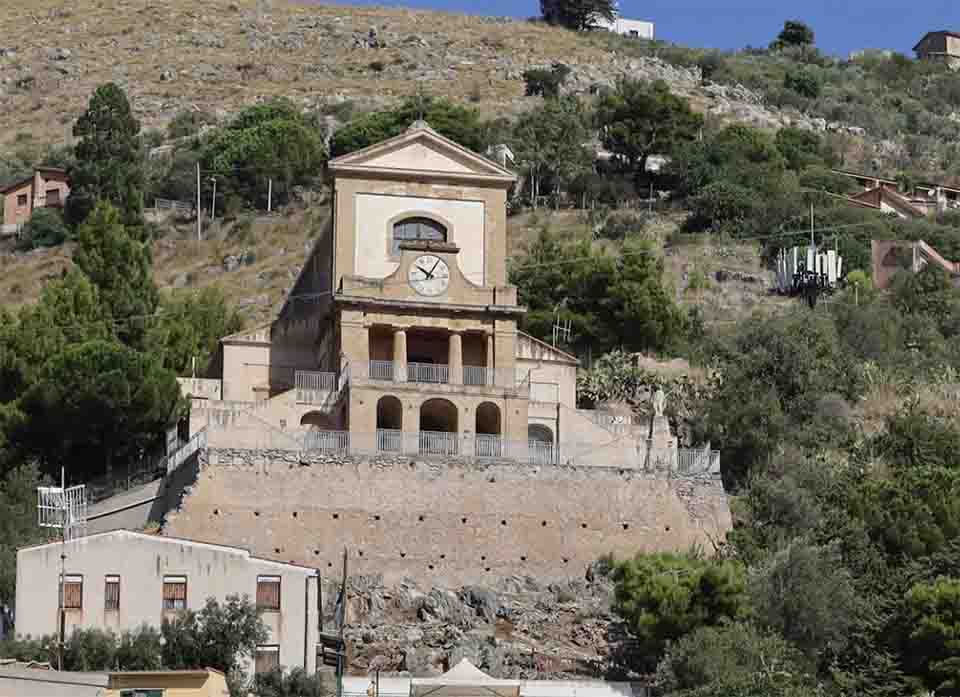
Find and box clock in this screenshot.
[408,254,450,297]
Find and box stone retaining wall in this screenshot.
[163,448,731,585]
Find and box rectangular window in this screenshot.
[46,188,60,204]
[257,575,281,612]
[16,193,28,207]
[62,575,83,609]
[105,575,120,610]
[162,576,187,611]
[254,645,280,675]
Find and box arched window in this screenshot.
[392,217,446,256]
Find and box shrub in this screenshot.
[523,63,572,98]
[16,207,70,250]
[784,66,821,99]
[597,210,651,240]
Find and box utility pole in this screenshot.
[809,201,815,247]
[57,467,65,672]
[196,162,202,241]
[208,176,217,224]
[267,178,273,214]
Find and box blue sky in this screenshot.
[326,0,959,57]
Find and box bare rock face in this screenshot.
[331,568,624,680]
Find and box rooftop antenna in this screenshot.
[37,469,87,671]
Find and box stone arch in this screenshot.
[301,411,337,431]
[476,402,501,435]
[528,424,554,443]
[376,395,403,431]
[420,398,458,433]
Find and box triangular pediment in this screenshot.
[329,122,516,183]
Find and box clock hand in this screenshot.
[416,265,433,279]
[429,259,441,277]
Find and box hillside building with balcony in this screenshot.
[186,121,717,473]
[0,167,70,236]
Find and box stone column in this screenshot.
[486,333,495,385]
[448,331,463,385]
[393,328,407,383]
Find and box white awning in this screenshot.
[410,660,521,697]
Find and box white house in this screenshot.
[594,16,655,40]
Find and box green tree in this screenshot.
[252,667,329,697]
[748,541,861,656]
[596,79,703,178]
[16,207,70,250]
[147,287,243,375]
[115,625,163,670]
[772,20,815,50]
[511,232,685,356]
[330,95,489,157]
[775,128,822,171]
[784,67,822,99]
[200,99,325,210]
[511,96,592,205]
[522,63,572,98]
[63,628,117,671]
[655,622,817,697]
[539,0,615,31]
[65,83,144,228]
[14,339,181,480]
[704,310,857,488]
[901,577,960,692]
[612,552,748,671]
[0,463,50,609]
[73,202,159,350]
[162,595,268,679]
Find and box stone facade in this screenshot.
[163,448,731,587]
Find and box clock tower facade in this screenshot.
[324,122,530,454]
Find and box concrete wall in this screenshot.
[164,449,731,587]
[0,668,107,696]
[354,193,486,285]
[2,181,32,227]
[16,531,319,674]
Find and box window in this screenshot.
[255,645,280,675]
[162,576,187,611]
[391,217,446,256]
[62,575,82,609]
[46,188,60,205]
[105,575,120,610]
[16,193,28,207]
[256,575,281,612]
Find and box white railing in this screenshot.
[303,430,350,454]
[369,360,395,381]
[677,449,720,475]
[376,429,402,453]
[408,362,449,384]
[419,431,459,456]
[474,434,503,458]
[528,440,556,465]
[177,377,222,401]
[530,382,559,403]
[154,198,193,213]
[464,365,492,386]
[167,428,208,474]
[295,370,336,404]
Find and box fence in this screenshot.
[167,428,207,474]
[303,430,350,454]
[369,360,395,381]
[153,198,193,214]
[408,362,449,384]
[295,370,337,404]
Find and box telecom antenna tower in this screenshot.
[37,469,87,670]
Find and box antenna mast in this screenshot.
[38,469,87,671]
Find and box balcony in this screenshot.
[295,370,337,405]
[365,362,526,392]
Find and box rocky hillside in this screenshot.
[332,566,634,679]
[1,0,866,150]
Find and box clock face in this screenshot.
[408,255,450,297]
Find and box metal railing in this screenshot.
[463,365,492,386]
[295,370,336,404]
[376,429,403,453]
[167,428,207,474]
[303,430,350,454]
[408,362,449,384]
[528,440,556,465]
[369,360,395,381]
[474,434,503,458]
[419,430,459,456]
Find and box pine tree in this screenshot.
[65,83,145,229]
[540,0,616,31]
